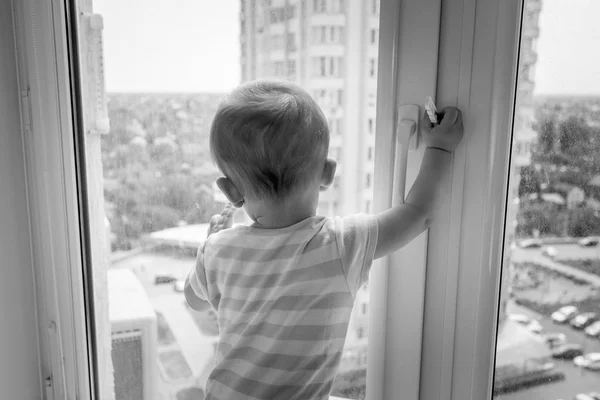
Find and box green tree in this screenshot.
[567,208,600,237]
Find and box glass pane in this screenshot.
[78,0,381,399]
[494,0,600,399]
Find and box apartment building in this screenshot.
[240,0,380,217]
[499,0,542,324]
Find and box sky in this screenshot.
[95,0,600,95]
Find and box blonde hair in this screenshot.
[210,80,329,200]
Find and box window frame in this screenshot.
[13,0,524,399]
[418,0,523,399]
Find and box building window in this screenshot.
[362,303,368,315]
[370,28,377,45]
[372,0,379,14]
[286,33,297,52]
[367,147,373,161]
[285,5,296,20]
[337,89,343,106]
[313,56,343,77]
[368,118,374,134]
[357,327,365,339]
[313,0,327,13]
[369,58,377,78]
[287,60,296,77]
[366,174,372,188]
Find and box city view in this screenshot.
[77,0,600,399]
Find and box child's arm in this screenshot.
[184,204,235,311]
[374,107,463,259]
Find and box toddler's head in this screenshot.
[210,80,333,209]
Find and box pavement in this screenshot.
[513,245,600,287]
[153,294,217,382]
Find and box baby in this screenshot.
[185,80,463,400]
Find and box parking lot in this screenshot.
[498,303,600,400]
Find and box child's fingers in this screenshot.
[440,107,459,127]
[222,206,235,229]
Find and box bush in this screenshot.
[331,369,366,400]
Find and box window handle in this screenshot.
[393,105,420,204]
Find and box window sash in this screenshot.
[418,0,523,399]
[367,0,442,399]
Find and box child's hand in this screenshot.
[207,204,235,237]
[421,106,464,153]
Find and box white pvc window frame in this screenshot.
[11,0,523,399]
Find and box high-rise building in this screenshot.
[240,0,380,217]
[498,0,542,325]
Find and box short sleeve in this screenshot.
[187,242,210,302]
[333,214,379,297]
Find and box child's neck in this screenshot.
[247,197,317,229]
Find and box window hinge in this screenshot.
[20,88,32,133]
[45,375,53,400]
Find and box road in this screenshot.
[497,303,600,400]
[512,245,600,287]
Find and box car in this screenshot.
[588,392,600,400]
[571,312,598,330]
[507,313,530,324]
[173,280,185,292]
[507,313,543,333]
[551,343,583,360]
[585,321,600,337]
[574,352,600,370]
[526,319,543,334]
[519,238,543,248]
[575,395,597,400]
[542,332,566,348]
[542,246,558,258]
[552,305,579,323]
[154,275,177,285]
[579,237,599,247]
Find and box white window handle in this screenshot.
[393,105,420,204]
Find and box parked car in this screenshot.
[173,280,185,292]
[579,237,599,247]
[154,275,177,285]
[542,246,558,258]
[585,321,600,337]
[588,392,600,400]
[571,312,598,330]
[574,353,600,370]
[542,332,566,348]
[551,343,583,360]
[552,305,579,323]
[526,319,543,334]
[507,313,543,333]
[575,394,597,400]
[519,238,542,248]
[508,313,530,324]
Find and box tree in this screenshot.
[558,116,591,158]
[517,201,563,237]
[535,114,557,155]
[567,207,600,237]
[518,166,541,198]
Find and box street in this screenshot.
[498,303,600,400]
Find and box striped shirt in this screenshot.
[187,214,379,400]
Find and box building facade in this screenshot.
[499,0,542,324]
[239,0,380,217]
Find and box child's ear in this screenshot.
[319,158,337,191]
[216,177,244,207]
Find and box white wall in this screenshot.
[0,0,42,398]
